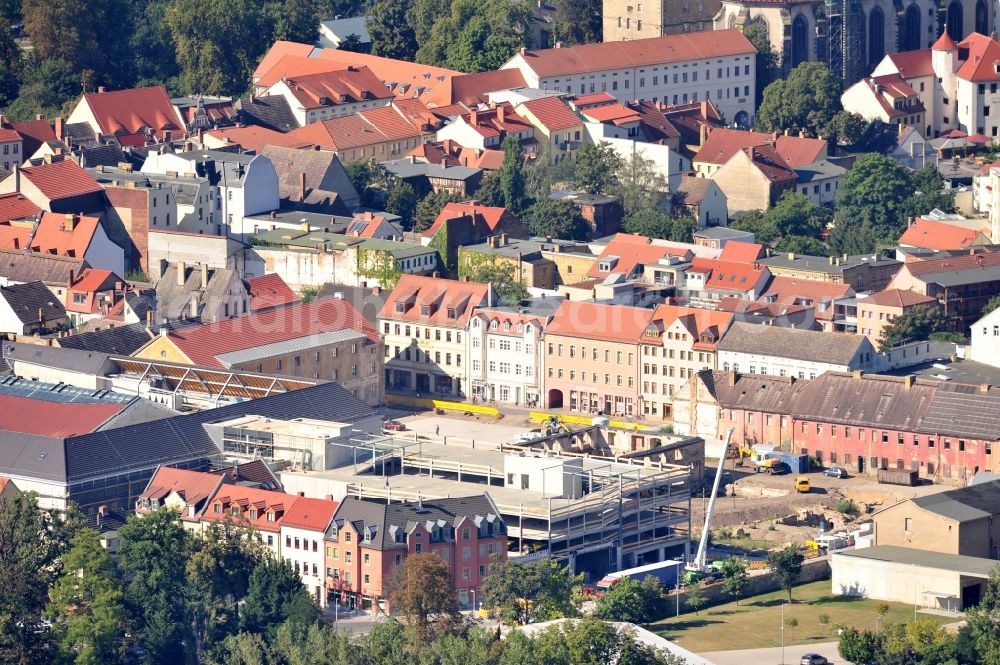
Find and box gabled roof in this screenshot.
[510,29,756,78]
[898,218,988,250]
[761,276,855,305]
[69,268,117,294]
[901,249,1000,279]
[273,66,392,110]
[0,193,41,223]
[203,486,298,532]
[518,96,583,132]
[284,103,429,151]
[379,274,490,327]
[259,145,357,216]
[0,223,32,251]
[695,127,771,165]
[773,135,827,167]
[82,86,184,140]
[885,49,934,78]
[719,321,868,364]
[428,69,528,106]
[139,466,225,519]
[743,145,797,184]
[580,103,643,125]
[0,280,67,324]
[956,33,1000,82]
[718,241,765,263]
[17,160,104,201]
[206,125,304,153]
[281,496,338,531]
[692,258,770,292]
[643,304,734,349]
[545,300,654,343]
[236,95,301,133]
[57,322,155,355]
[246,273,298,311]
[30,212,102,259]
[0,393,125,437]
[0,248,87,285]
[424,201,514,238]
[587,233,692,279]
[9,119,58,158]
[154,297,378,368]
[456,103,534,138]
[856,288,937,308]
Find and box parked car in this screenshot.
[794,476,811,493]
[516,430,544,443]
[800,654,828,665]
[383,420,406,432]
[769,461,790,475]
[823,467,847,479]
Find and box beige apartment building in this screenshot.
[603,0,721,41]
[855,289,938,348]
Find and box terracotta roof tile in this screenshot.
[9,119,58,158]
[580,103,643,125]
[31,212,101,259]
[206,125,305,152]
[273,66,392,110]
[903,249,1000,277]
[956,33,1000,82]
[0,394,124,437]
[83,86,185,140]
[423,201,513,238]
[643,304,734,348]
[70,268,116,293]
[18,160,103,201]
[545,299,655,343]
[898,218,985,250]
[718,241,765,263]
[773,135,827,167]
[428,69,528,106]
[281,496,338,531]
[0,128,20,143]
[379,274,490,327]
[0,224,31,250]
[512,29,756,78]
[246,273,299,311]
[886,49,934,78]
[139,467,225,520]
[0,193,40,223]
[518,96,583,132]
[695,127,772,165]
[203,487,297,532]
[857,288,937,307]
[587,233,692,279]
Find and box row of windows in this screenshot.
[286,535,320,552]
[549,367,636,387]
[389,345,462,366]
[385,322,462,343]
[723,362,817,380]
[548,343,635,364]
[471,358,534,378]
[287,559,320,577]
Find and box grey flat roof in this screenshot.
[461,237,547,259]
[910,480,1000,522]
[794,160,846,182]
[759,252,900,274]
[381,159,481,181]
[693,227,754,240]
[4,342,110,376]
[215,329,366,366]
[884,357,1000,387]
[835,545,996,577]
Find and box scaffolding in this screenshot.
[826,0,866,85]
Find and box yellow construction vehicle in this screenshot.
[737,445,783,474]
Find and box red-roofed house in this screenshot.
[639,304,735,420]
[379,274,494,397]
[468,308,551,406]
[202,487,298,555]
[66,85,186,144]
[422,69,528,107]
[406,140,504,171]
[0,159,106,214]
[587,233,693,283]
[0,120,23,172]
[30,212,125,275]
[718,241,766,263]
[0,192,41,225]
[422,202,529,270]
[132,298,384,405]
[280,496,339,606]
[136,466,227,526]
[9,118,59,161]
[543,300,654,414]
[856,288,939,345]
[436,103,537,153]
[710,145,798,212]
[204,125,306,153]
[693,128,827,176]
[686,257,771,300]
[262,66,394,126]
[898,217,991,250]
[245,273,299,312]
[759,276,856,330]
[65,268,121,326]
[515,97,585,163]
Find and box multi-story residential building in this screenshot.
[717,321,879,379]
[639,304,734,420]
[200,486,297,555]
[855,289,939,347]
[515,96,585,163]
[436,103,538,153]
[0,125,23,172]
[468,308,550,407]
[325,495,507,611]
[379,274,494,397]
[260,66,394,126]
[757,251,902,292]
[502,30,758,127]
[971,304,1000,368]
[66,85,187,145]
[543,300,652,415]
[134,466,227,530]
[603,0,721,41]
[281,497,339,606]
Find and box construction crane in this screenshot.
[686,427,734,582]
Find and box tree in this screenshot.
[267,0,321,44]
[743,23,779,106]
[475,172,506,208]
[685,581,707,615]
[718,557,749,605]
[2,57,79,121]
[128,0,181,88]
[345,160,391,209]
[362,619,408,665]
[386,553,461,642]
[336,33,366,53]
[623,209,695,242]
[0,492,80,664]
[498,134,528,213]
[386,181,418,230]
[273,619,364,665]
[775,235,828,256]
[827,218,880,256]
[826,110,868,145]
[47,528,126,665]
[414,189,463,232]
[367,0,417,61]
[240,558,317,639]
[164,0,272,96]
[756,61,842,138]
[767,546,804,603]
[878,304,948,352]
[417,0,533,73]
[480,557,582,625]
[839,627,883,665]
[833,152,915,244]
[764,190,829,241]
[118,509,194,664]
[615,153,668,218]
[521,198,589,241]
[593,576,668,624]
[729,209,776,244]
[984,294,1000,316]
[905,163,956,222]
[458,253,530,305]
[574,142,623,195]
[409,0,451,46]
[208,632,278,665]
[668,213,696,243]
[551,0,602,46]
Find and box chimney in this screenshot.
[69,269,75,285]
[519,47,527,56]
[727,370,737,386]
[463,275,470,282]
[299,171,306,200]
[146,310,153,328]
[177,261,186,286]
[699,123,707,145]
[200,263,208,289]
[12,164,18,192]
[37,307,43,322]
[54,117,63,139]
[903,375,915,389]
[499,232,508,246]
[787,252,795,260]
[34,113,43,121]
[853,370,864,379]
[784,128,791,136]
[63,214,76,231]
[197,127,204,147]
[432,271,440,279]
[189,293,199,318]
[97,86,106,94]
[372,285,381,296]
[469,109,479,126]
[555,41,563,48]
[159,327,168,337]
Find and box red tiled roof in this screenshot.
[273,66,392,110]
[255,54,343,88]
[518,96,583,132]
[203,487,297,532]
[904,250,1000,277]
[745,145,797,183]
[0,128,20,143]
[695,127,771,165]
[246,273,299,311]
[380,274,490,327]
[957,33,1000,81]
[31,212,101,259]
[898,218,985,250]
[643,304,734,349]
[18,160,103,201]
[587,233,692,279]
[886,49,934,78]
[139,467,225,519]
[473,308,549,337]
[571,92,618,108]
[774,135,827,167]
[424,201,511,238]
[691,257,771,291]
[0,192,40,223]
[206,125,305,153]
[83,86,184,140]
[0,395,125,437]
[760,276,854,320]
[581,103,642,125]
[459,103,534,139]
[513,29,756,78]
[857,288,937,308]
[718,241,765,263]
[933,31,958,51]
[0,224,31,250]
[70,268,116,293]
[286,103,428,151]
[426,69,527,106]
[254,41,316,81]
[281,496,338,531]
[545,300,655,343]
[9,119,58,157]
[161,298,378,367]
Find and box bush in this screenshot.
[837,499,860,515]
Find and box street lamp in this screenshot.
[781,602,785,665]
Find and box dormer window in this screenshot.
[517,323,523,332]
[267,512,275,522]
[503,321,511,331]
[395,301,405,313]
[447,307,456,319]
[490,319,498,330]
[421,304,431,315]
[329,525,338,540]
[214,504,222,514]
[249,509,257,520]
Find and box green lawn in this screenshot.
[650,580,954,652]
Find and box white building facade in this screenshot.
[468,310,549,407]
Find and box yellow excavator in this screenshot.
[737,445,783,474]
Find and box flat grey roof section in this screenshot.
[4,342,110,375]
[910,480,1000,522]
[836,545,996,577]
[214,329,366,366]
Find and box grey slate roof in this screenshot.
[214,329,365,367]
[0,249,87,286]
[3,342,111,376]
[320,16,371,44]
[718,321,868,365]
[381,158,481,182]
[79,144,128,168]
[910,480,1000,522]
[261,145,359,215]
[327,494,504,550]
[919,382,1000,440]
[57,322,154,355]
[793,159,846,183]
[789,371,934,432]
[701,369,804,415]
[0,281,68,325]
[156,264,242,323]
[0,431,67,482]
[236,96,301,133]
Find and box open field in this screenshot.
[651,580,955,652]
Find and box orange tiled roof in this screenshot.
[956,33,1000,82]
[423,201,512,238]
[885,49,934,78]
[245,273,299,311]
[0,224,32,250]
[274,66,392,110]
[518,96,583,132]
[580,103,642,125]
[773,135,827,167]
[587,233,692,279]
[203,487,298,532]
[380,274,490,327]
[70,268,116,293]
[643,304,734,349]
[695,128,772,165]
[857,288,937,308]
[31,212,101,259]
[18,160,103,202]
[898,218,985,250]
[139,467,225,520]
[718,241,765,263]
[281,496,338,531]
[83,86,184,140]
[285,103,430,151]
[425,69,528,107]
[545,299,655,344]
[206,125,307,153]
